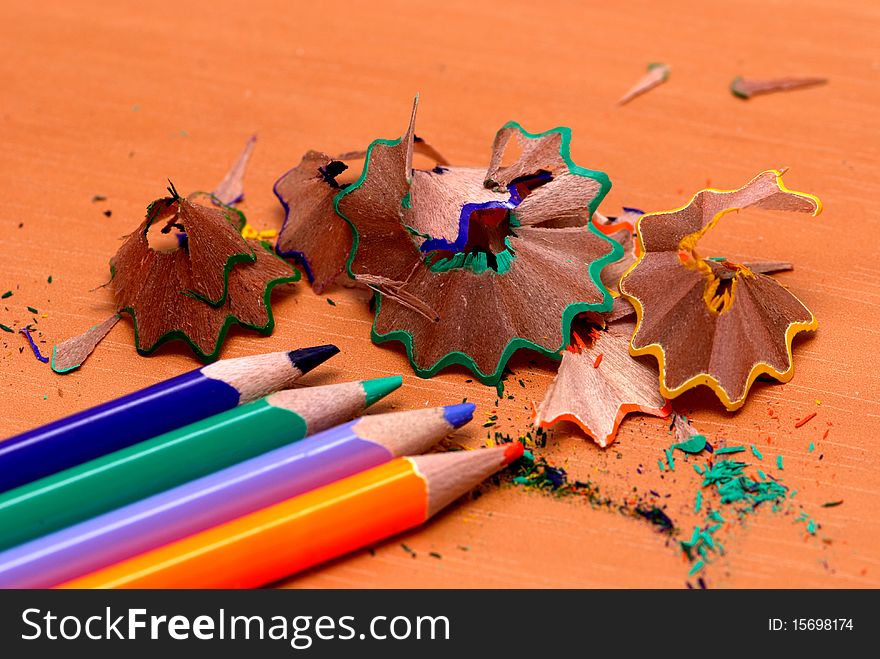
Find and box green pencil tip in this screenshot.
[362,376,403,406]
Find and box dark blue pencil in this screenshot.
[0,345,338,493]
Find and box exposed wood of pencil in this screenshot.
[355,404,474,456]
[202,344,339,403]
[415,444,523,518]
[266,376,401,434]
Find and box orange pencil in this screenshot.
[60,443,523,589]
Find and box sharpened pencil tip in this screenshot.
[362,376,403,406]
[502,442,525,465]
[442,402,476,429]
[287,345,339,374]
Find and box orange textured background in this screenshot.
[0,0,877,588]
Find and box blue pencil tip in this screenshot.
[287,345,339,374]
[443,402,476,429]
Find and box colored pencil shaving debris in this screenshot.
[51,314,120,373]
[731,76,827,100]
[670,412,825,578]
[671,413,708,451]
[109,187,299,360]
[506,448,675,534]
[274,141,447,293]
[21,327,49,363]
[274,150,365,293]
[535,318,670,447]
[619,170,821,410]
[672,434,708,455]
[334,98,620,384]
[618,63,670,106]
[795,411,817,428]
[212,135,256,206]
[593,207,643,292]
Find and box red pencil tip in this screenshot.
[502,442,525,465]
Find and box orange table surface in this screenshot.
[0,0,877,588]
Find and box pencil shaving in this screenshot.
[619,170,821,410]
[536,318,670,447]
[335,98,620,384]
[110,190,299,360]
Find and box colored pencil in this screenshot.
[0,403,475,588]
[60,442,524,589]
[0,376,401,551]
[0,345,339,493]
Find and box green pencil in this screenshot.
[0,376,401,551]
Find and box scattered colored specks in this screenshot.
[634,506,675,533]
[26,306,38,315]
[241,224,279,241]
[326,298,336,306]
[821,500,843,508]
[776,455,784,470]
[47,276,52,284]
[21,327,49,363]
[714,445,745,455]
[750,444,763,460]
[701,459,788,506]
[0,324,13,333]
[795,512,818,535]
[795,411,817,428]
[809,442,815,452]
[674,448,813,579]
[593,353,603,368]
[1,291,11,299]
[511,451,569,490]
[665,448,675,471]
[504,439,675,535]
[401,543,416,558]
